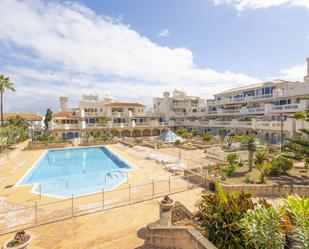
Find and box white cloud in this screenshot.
[212,0,309,11]
[158,28,170,37]
[0,0,260,113]
[267,64,306,81]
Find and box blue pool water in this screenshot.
[18,147,134,198]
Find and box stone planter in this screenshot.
[3,232,32,249]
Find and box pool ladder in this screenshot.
[104,171,129,184]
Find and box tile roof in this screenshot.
[52,112,78,118]
[3,113,42,120]
[105,102,145,107]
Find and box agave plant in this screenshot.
[285,195,309,249]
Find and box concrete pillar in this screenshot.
[158,196,175,227]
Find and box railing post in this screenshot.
[187,174,189,189]
[152,180,155,197]
[129,184,131,204]
[34,201,38,226]
[39,184,42,199]
[102,188,105,210]
[168,176,171,194]
[71,195,74,218]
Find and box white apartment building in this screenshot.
[50,95,170,139]
[153,89,207,124]
[154,57,309,144]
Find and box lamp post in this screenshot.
[280,113,284,153]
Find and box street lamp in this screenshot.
[280,113,284,152]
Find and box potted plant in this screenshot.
[3,230,32,249]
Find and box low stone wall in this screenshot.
[221,183,309,197]
[183,169,309,197]
[0,139,30,165]
[79,140,116,146]
[25,141,71,150]
[147,226,217,249]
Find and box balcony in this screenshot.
[52,123,81,130]
[270,104,300,113]
[245,107,265,114]
[255,119,294,132]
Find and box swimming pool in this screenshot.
[17,146,135,198]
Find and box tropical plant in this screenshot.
[191,129,199,136]
[254,150,268,167]
[202,133,213,142]
[241,205,286,249]
[219,164,235,179]
[44,108,53,129]
[285,195,309,249]
[0,75,15,126]
[5,116,29,130]
[90,131,101,138]
[174,139,182,146]
[195,185,257,249]
[244,175,254,184]
[241,134,260,172]
[269,154,294,176]
[226,152,239,166]
[256,162,272,183]
[219,130,227,147]
[176,128,189,138]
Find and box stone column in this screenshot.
[158,196,175,227]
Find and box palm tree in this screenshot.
[241,134,260,172]
[0,75,15,127]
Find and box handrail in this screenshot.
[104,170,129,184]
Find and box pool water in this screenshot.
[18,147,134,198]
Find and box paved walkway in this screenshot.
[0,188,205,249]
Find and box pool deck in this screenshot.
[0,143,206,248]
[0,188,204,249]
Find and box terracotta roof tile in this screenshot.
[3,113,42,120]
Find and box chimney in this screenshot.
[59,96,68,112]
[304,57,309,83]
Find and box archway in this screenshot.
[133,129,142,137]
[142,129,151,136]
[112,130,120,137]
[152,129,160,136]
[264,133,270,142]
[271,133,277,144]
[121,130,131,137]
[67,132,75,139]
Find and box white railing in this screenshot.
[270,104,300,112]
[53,124,80,130]
[0,174,201,235]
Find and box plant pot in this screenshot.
[3,232,32,249]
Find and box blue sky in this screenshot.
[0,0,309,113]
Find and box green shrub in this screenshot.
[244,175,254,184]
[174,139,182,146]
[241,206,286,249]
[219,164,236,179]
[254,150,268,167]
[226,153,239,166]
[269,154,294,176]
[202,133,213,142]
